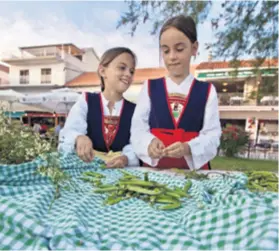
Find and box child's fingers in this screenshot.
[76,141,87,161]
[164,143,185,158]
[107,159,124,168]
[164,148,181,158]
[151,145,163,158]
[165,142,180,151]
[85,148,94,162]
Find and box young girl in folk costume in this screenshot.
[59,47,139,168]
[131,15,221,170]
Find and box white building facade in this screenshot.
[0,64,9,87]
[2,43,99,94]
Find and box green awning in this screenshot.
[197,68,278,79]
[4,111,26,118]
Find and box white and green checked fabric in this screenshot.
[0,153,278,250]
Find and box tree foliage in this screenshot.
[117,1,212,36]
[118,1,278,62]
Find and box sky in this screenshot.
[0,1,223,69]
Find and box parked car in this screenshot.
[255,140,272,149]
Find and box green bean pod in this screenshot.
[250,182,266,192]
[97,184,116,189]
[162,187,174,193]
[155,195,180,204]
[83,171,105,178]
[155,194,180,201]
[120,170,133,175]
[117,190,125,196]
[119,179,158,187]
[266,183,278,191]
[126,185,162,195]
[157,201,181,210]
[156,198,180,204]
[119,176,134,181]
[80,176,99,182]
[119,170,139,178]
[93,186,119,193]
[184,180,192,193]
[104,196,126,205]
[173,188,189,197]
[164,191,182,199]
[250,172,275,180]
[265,177,278,183]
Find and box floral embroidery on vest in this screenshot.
[168,93,186,122]
[103,115,119,147]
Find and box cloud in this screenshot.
[0,2,214,70]
[0,10,160,68]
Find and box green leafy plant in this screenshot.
[0,110,74,209]
[0,110,56,164]
[35,152,75,210]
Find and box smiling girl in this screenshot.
[59,47,139,168]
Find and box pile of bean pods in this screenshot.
[172,168,278,194]
[245,171,278,193]
[81,170,192,210]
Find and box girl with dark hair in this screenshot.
[131,15,221,170]
[59,47,139,168]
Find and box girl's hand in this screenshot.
[75,135,94,162]
[163,142,191,158]
[106,155,128,168]
[148,138,165,159]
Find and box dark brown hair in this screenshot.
[98,47,137,92]
[159,15,197,43]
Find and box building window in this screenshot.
[41,68,51,84]
[20,70,29,84]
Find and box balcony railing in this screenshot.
[218,93,278,106]
[218,93,246,105]
[259,96,278,106]
[22,50,63,59]
[3,49,63,60]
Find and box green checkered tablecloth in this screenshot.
[0,153,278,250]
